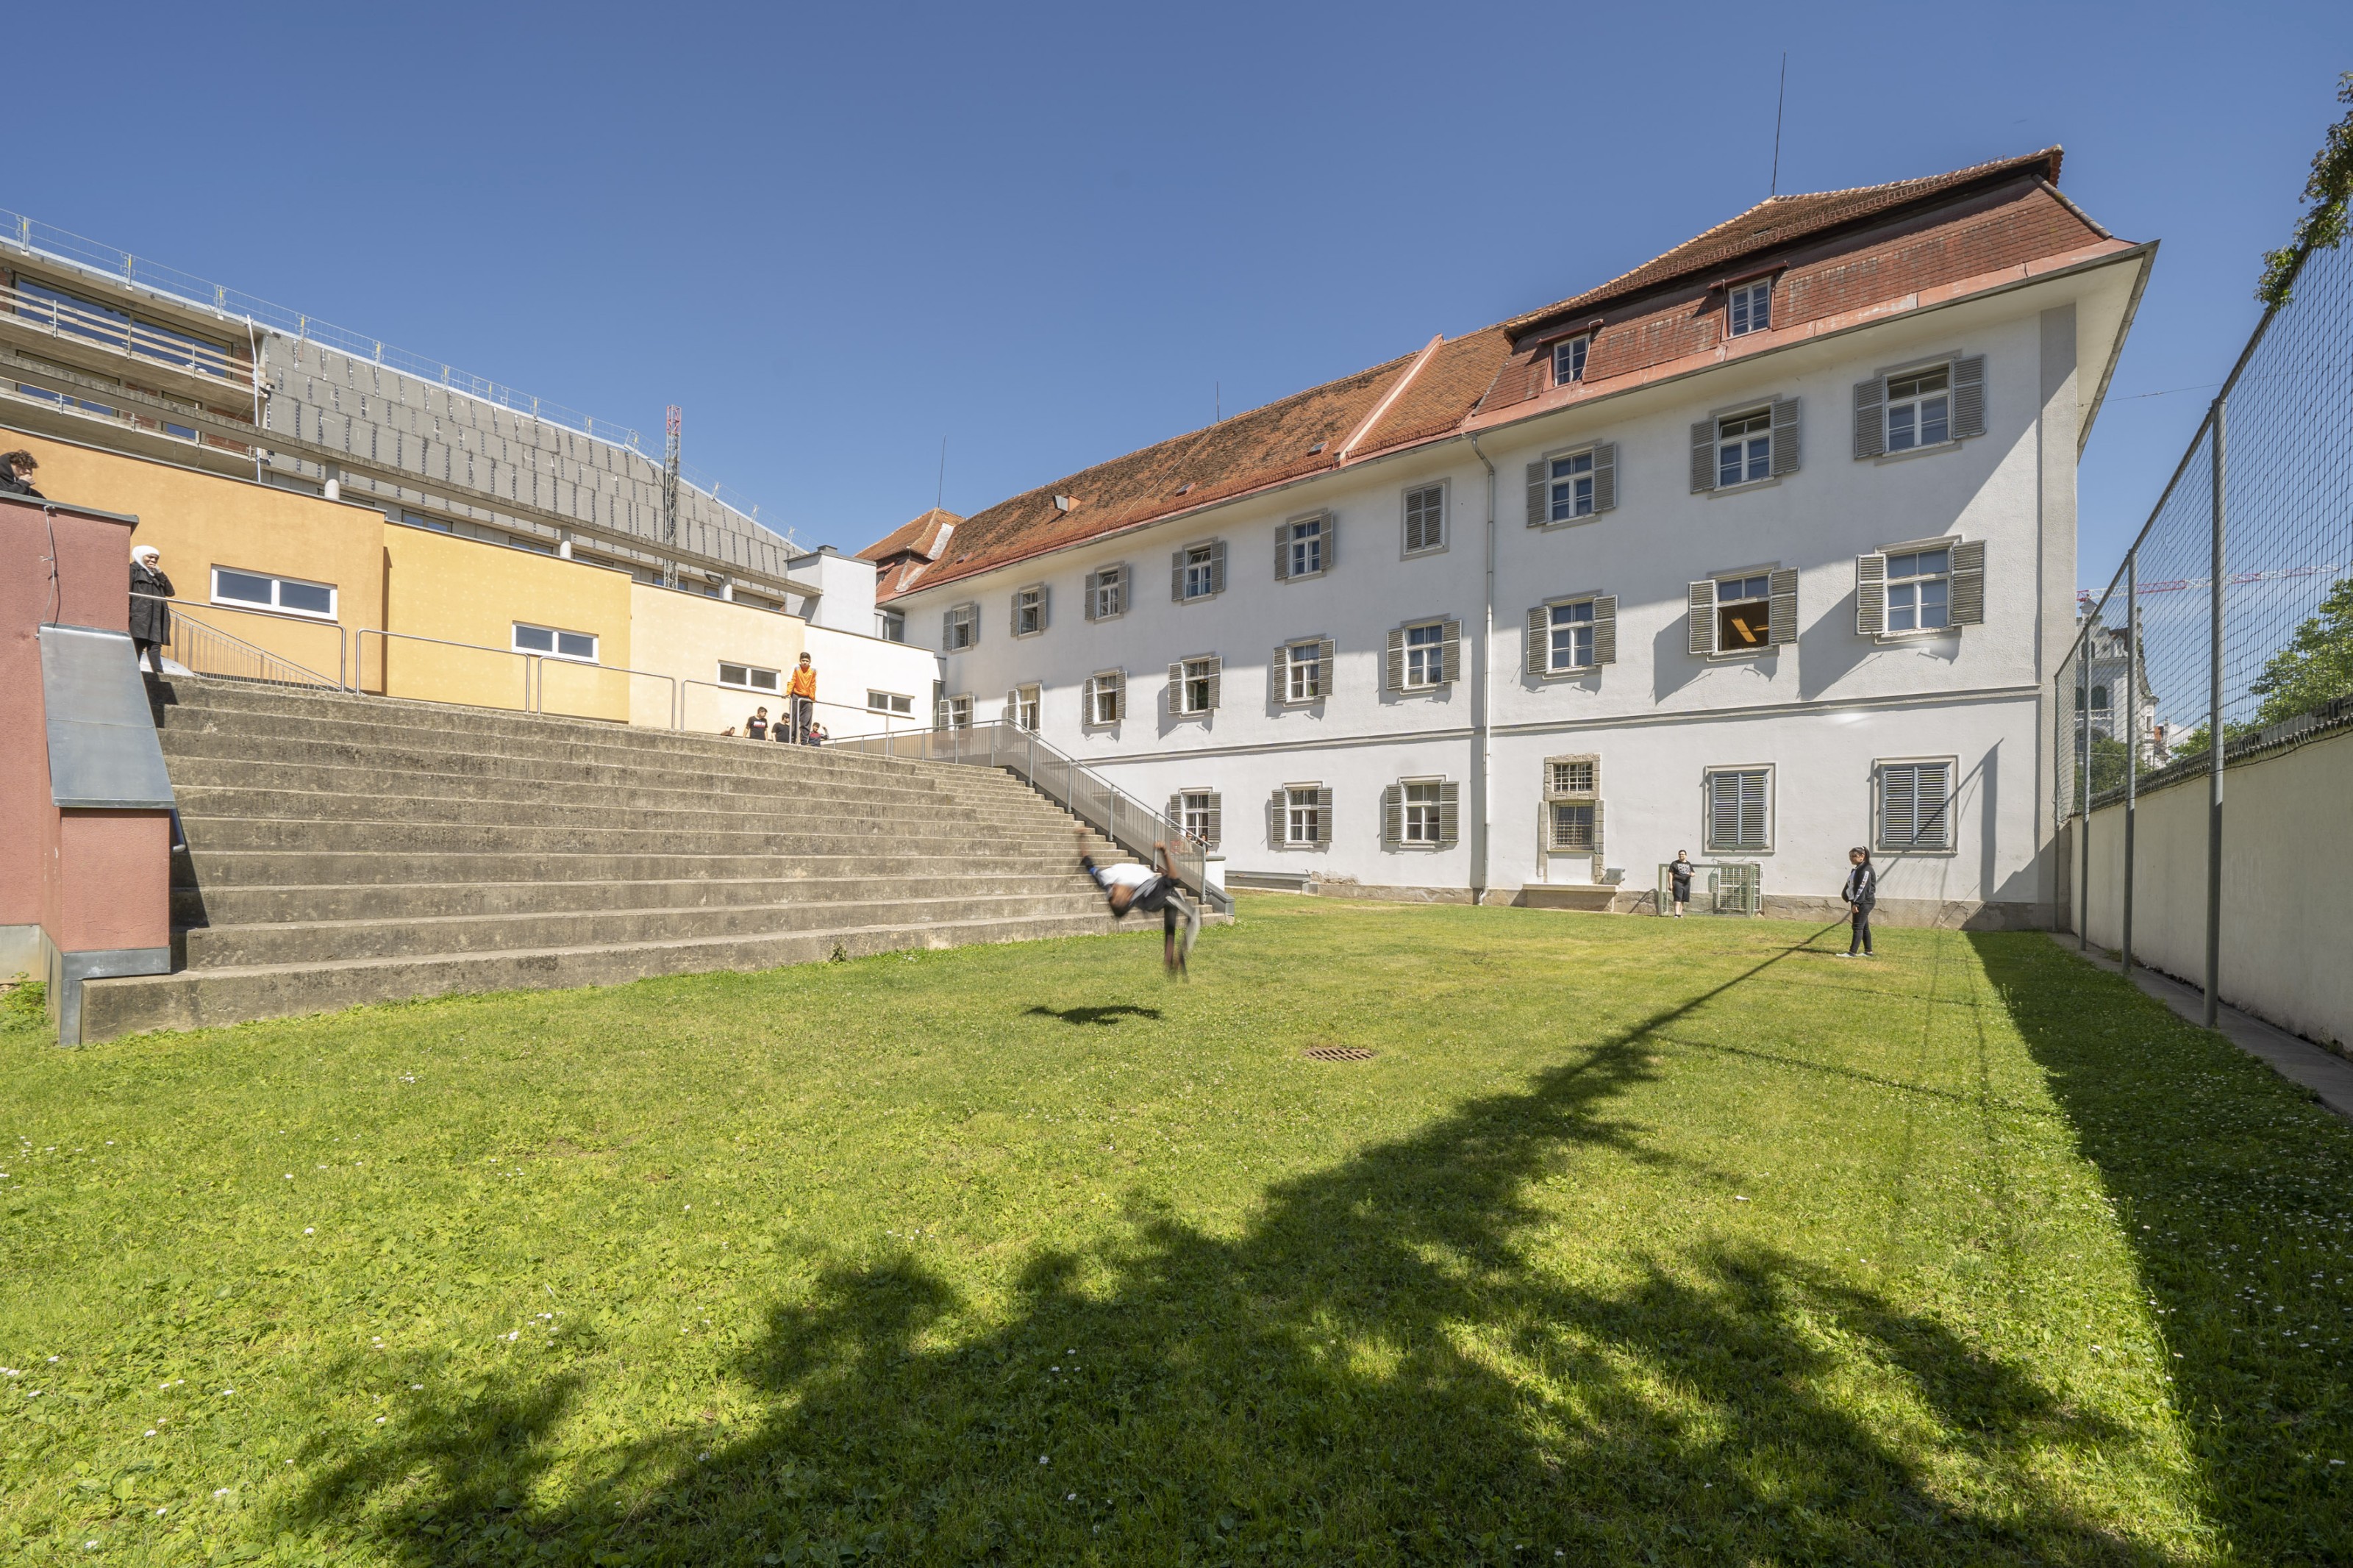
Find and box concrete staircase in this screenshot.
[79,679,1130,1040]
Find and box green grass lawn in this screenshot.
[3,898,2351,1565]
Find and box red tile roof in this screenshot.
[868,148,2108,602]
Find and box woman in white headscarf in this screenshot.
[129,544,174,671]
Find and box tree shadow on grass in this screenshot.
[282,935,2177,1566]
[1969,931,2353,1564]
[1022,1004,1165,1028]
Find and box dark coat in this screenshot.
[0,472,42,499]
[1843,862,1878,913]
[129,562,174,645]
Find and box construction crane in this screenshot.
[660,404,682,588]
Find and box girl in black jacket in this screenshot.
[1838,848,1877,958]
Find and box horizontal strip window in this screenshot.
[513,622,598,662]
[210,566,337,621]
[868,690,913,715]
[718,662,780,692]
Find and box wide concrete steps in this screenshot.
[75,678,1146,1041]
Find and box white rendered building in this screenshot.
[860,151,2152,925]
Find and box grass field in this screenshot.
[3,897,2351,1565]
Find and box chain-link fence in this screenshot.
[2057,229,2353,1025]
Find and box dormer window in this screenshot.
[1552,334,1589,386]
[1727,278,1772,337]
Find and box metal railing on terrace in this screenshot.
[138,597,343,690]
[3,279,255,386]
[0,208,780,538]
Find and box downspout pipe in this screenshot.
[1467,431,1496,905]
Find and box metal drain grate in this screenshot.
[1303,1045,1376,1062]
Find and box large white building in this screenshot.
[860,151,2152,925]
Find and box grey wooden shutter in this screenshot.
[1690,420,1716,492]
[1440,620,1462,684]
[935,698,952,731]
[1273,523,1290,581]
[940,609,956,651]
[1166,662,1185,715]
[1853,377,1886,459]
[1080,673,1096,724]
[1168,792,1184,833]
[1593,595,1618,665]
[1084,569,1101,621]
[1708,772,1738,849]
[1107,670,1124,720]
[1882,765,1915,850]
[1204,657,1221,712]
[1316,638,1335,695]
[1768,568,1799,646]
[1525,460,1549,526]
[1438,781,1460,849]
[1268,789,1285,847]
[1688,579,1718,656]
[1269,642,1289,703]
[1035,584,1049,631]
[1204,794,1221,849]
[1918,763,1951,848]
[1591,441,1617,513]
[1010,594,1023,638]
[1314,787,1334,843]
[1741,772,1768,848]
[1951,354,1987,440]
[1171,551,1187,603]
[1526,604,1549,674]
[1324,517,1338,573]
[1769,397,1801,476]
[1385,627,1406,691]
[1856,554,1888,636]
[1950,539,1986,625]
[1380,785,1402,848]
[1006,687,1021,724]
[1210,539,1227,595]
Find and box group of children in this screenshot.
[1666,846,1882,956]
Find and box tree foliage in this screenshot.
[2247,573,2353,727]
[2257,72,2353,308]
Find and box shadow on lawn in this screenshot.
[1971,931,2353,1564]
[282,934,2168,1566]
[1022,1003,1165,1028]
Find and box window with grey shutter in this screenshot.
[1210,538,1227,594]
[1524,461,1549,526]
[1856,554,1888,635]
[1165,661,1185,715]
[1202,792,1221,849]
[1403,484,1446,554]
[1592,595,1617,665]
[1314,787,1334,844]
[1438,781,1460,850]
[1950,540,1986,625]
[1171,551,1187,604]
[1013,584,1047,637]
[1267,788,1286,848]
[942,602,977,651]
[1878,760,1954,852]
[1317,637,1335,692]
[1767,569,1799,646]
[1524,604,1547,674]
[1005,687,1021,724]
[1385,626,1407,691]
[1084,568,1102,621]
[1687,579,1718,656]
[1705,767,1771,853]
[1768,397,1800,476]
[1950,354,1986,440]
[1440,620,1462,684]
[1853,377,1887,459]
[1380,784,1402,848]
[1268,642,1290,704]
[1591,441,1616,513]
[1690,420,1716,493]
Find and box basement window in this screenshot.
[211,566,337,621]
[513,622,598,663]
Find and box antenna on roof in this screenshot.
[936,436,947,511]
[1769,52,1788,196]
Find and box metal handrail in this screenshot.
[4,280,255,386]
[132,596,341,690]
[676,679,908,740]
[135,593,349,687]
[829,719,1231,914]
[352,627,677,727]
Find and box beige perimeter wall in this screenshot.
[2082,725,2352,1049]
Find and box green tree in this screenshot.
[2257,72,2353,307]
[2248,573,2353,727]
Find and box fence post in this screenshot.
[2078,650,2091,951]
[2204,398,2225,1029]
[2122,548,2137,978]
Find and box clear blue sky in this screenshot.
[9,2,2348,586]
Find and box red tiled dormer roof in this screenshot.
[867,147,2121,603]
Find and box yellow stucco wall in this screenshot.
[630,582,808,731]
[378,529,636,722]
[6,429,379,684]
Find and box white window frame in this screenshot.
[1545,598,1597,674]
[1180,543,1218,602]
[1013,584,1046,637]
[1402,482,1447,556]
[1884,364,1953,454]
[867,689,913,716]
[1177,789,1221,850]
[945,693,975,729]
[943,602,978,652]
[1703,765,1774,856]
[1283,639,1327,704]
[1552,334,1590,386]
[1715,407,1773,489]
[1877,756,1958,855]
[1544,447,1599,523]
[1543,754,1601,856]
[1175,656,1219,717]
[1402,620,1447,690]
[1726,278,1772,337]
[513,621,598,664]
[717,660,781,694]
[209,565,338,623]
[1091,565,1128,621]
[877,608,906,643]
[1884,543,1954,635]
[1013,684,1041,731]
[1400,777,1445,846]
[1284,514,1327,581]
[1284,784,1325,847]
[1086,670,1125,727]
[1711,572,1776,657]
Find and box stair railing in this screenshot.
[134,595,343,689]
[830,720,1232,915]
[350,628,677,727]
